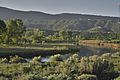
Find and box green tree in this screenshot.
[0,19,7,43]
[59,30,69,40]
[5,19,25,44]
[31,29,45,43]
[94,20,106,27]
[0,19,6,33]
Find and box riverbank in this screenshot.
[0,43,79,58]
[79,40,120,49]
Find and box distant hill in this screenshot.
[0,7,119,20]
[0,7,120,32]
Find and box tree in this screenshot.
[30,29,45,43]
[0,19,7,43]
[5,19,25,44]
[0,19,6,33]
[104,20,113,30]
[94,20,106,27]
[59,30,69,40]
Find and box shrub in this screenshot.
[49,54,63,62]
[114,76,120,80]
[77,74,97,80]
[47,74,67,80]
[67,54,79,63]
[18,74,46,80]
[112,52,120,57]
[0,58,8,63]
[10,56,27,63]
[31,56,41,63]
[101,53,111,59]
[0,76,7,80]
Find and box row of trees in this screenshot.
[1,19,120,45]
[0,19,75,44]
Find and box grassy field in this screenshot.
[79,40,120,49]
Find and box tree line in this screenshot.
[1,19,120,45]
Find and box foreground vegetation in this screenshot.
[0,52,119,80]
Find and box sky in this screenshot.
[0,0,120,17]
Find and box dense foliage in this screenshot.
[1,19,120,45]
[0,52,119,80]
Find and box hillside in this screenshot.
[0,7,120,32]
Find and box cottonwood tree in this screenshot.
[5,19,25,44]
[0,19,6,33]
[0,19,7,43]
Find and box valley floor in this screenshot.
[79,40,120,49]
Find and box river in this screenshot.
[41,44,120,62]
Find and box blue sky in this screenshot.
[0,0,120,17]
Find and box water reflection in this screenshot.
[41,45,119,62]
[78,45,119,56]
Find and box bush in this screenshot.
[18,74,46,80]
[49,54,63,62]
[77,74,97,80]
[101,53,111,59]
[10,56,27,63]
[0,76,7,80]
[47,74,67,80]
[31,56,41,63]
[0,53,119,80]
[112,52,120,57]
[0,58,8,63]
[114,76,120,80]
[22,66,32,74]
[67,54,79,63]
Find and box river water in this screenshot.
[41,44,120,62]
[1,44,119,62]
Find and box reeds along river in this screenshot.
[45,44,120,62]
[0,43,119,60]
